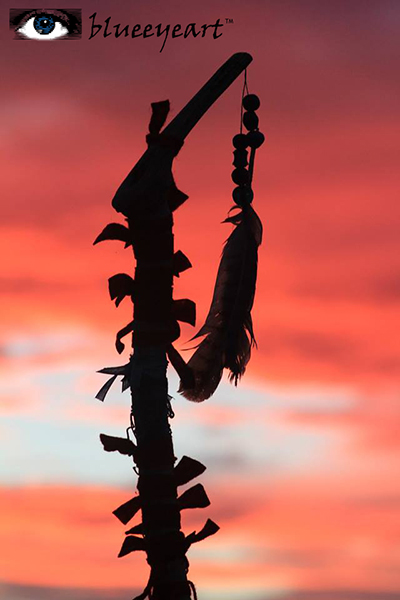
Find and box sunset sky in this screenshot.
[1,1,399,599]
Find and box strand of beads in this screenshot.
[231,94,265,207]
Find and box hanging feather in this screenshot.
[178,203,262,402]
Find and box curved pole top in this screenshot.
[112,53,253,215]
[165,52,253,141]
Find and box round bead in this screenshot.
[246,130,265,149]
[233,148,248,168]
[232,186,254,206]
[232,133,248,149]
[242,94,260,111]
[243,111,259,131]
[231,168,249,186]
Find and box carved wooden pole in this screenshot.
[95,53,253,600]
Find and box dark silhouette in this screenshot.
[93,53,264,599]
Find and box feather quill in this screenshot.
[179,203,262,401]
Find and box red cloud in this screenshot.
[1,480,398,593]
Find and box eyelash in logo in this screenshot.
[10,8,82,40]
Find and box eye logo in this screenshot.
[10,8,82,40]
[34,15,56,34]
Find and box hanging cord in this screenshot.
[166,394,175,419]
[188,580,198,600]
[239,68,249,134]
[127,409,140,475]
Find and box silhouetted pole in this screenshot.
[96,53,252,600]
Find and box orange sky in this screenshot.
[1,1,399,599]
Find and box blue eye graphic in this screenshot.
[19,13,67,39]
[10,8,82,41]
[34,15,56,34]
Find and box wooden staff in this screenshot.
[96,53,252,600]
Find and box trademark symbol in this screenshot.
[225,18,234,24]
